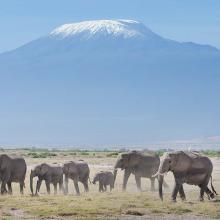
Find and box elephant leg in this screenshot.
[36,179,42,195]
[1,172,10,194]
[150,178,155,191]
[1,180,8,194]
[64,175,68,195]
[122,169,131,191]
[135,175,141,191]
[110,181,114,191]
[7,182,12,195]
[100,183,104,192]
[199,184,207,201]
[205,186,214,199]
[104,185,107,192]
[200,187,205,202]
[53,183,57,195]
[73,179,80,196]
[99,183,102,192]
[178,185,186,201]
[19,181,24,195]
[82,178,89,192]
[59,181,64,194]
[84,182,89,192]
[45,180,51,195]
[171,182,181,202]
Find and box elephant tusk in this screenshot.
[152,172,165,178]
[151,172,158,178]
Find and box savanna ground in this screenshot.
[0,149,219,220]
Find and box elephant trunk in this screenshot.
[30,170,34,195]
[113,169,118,185]
[92,176,96,184]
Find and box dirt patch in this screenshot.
[8,207,34,219]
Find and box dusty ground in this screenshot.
[0,150,219,220]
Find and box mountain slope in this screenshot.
[0,19,220,147]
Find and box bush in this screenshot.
[154,150,166,157]
[106,152,119,157]
[202,150,220,157]
[79,152,90,156]
[69,152,77,156]
[27,152,57,158]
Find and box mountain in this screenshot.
[0,19,220,148]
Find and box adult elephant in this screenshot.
[153,151,217,202]
[0,154,26,194]
[113,150,168,191]
[63,160,90,195]
[30,163,64,196]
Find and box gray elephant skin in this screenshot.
[63,160,90,195]
[0,154,26,194]
[154,151,217,202]
[30,163,64,196]
[93,171,114,192]
[113,150,168,191]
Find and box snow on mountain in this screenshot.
[50,19,158,40]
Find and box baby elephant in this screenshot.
[92,171,114,192]
[30,163,64,196]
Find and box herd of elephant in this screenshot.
[0,150,218,202]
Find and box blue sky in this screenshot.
[0,0,219,53]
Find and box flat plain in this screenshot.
[0,149,219,220]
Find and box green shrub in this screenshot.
[79,152,90,156]
[106,152,119,157]
[27,152,57,158]
[69,152,77,156]
[202,150,220,157]
[154,150,166,157]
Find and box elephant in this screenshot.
[62,160,90,195]
[113,150,168,191]
[153,151,218,202]
[30,163,64,196]
[0,154,26,195]
[92,171,114,192]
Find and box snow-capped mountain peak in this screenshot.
[50,19,156,39]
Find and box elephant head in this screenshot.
[93,171,105,184]
[30,163,49,195]
[113,151,142,183]
[154,151,190,200]
[92,172,100,184]
[62,164,69,176]
[0,154,11,170]
[62,162,77,177]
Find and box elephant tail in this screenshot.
[210,176,218,195]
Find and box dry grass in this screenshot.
[0,149,219,219]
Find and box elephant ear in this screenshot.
[169,151,190,172]
[0,155,10,170]
[68,163,77,175]
[128,151,142,167]
[121,153,129,167]
[99,172,105,182]
[40,164,49,176]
